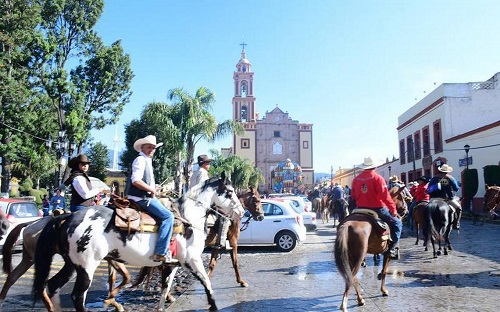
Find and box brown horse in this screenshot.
[0,216,131,312]
[334,210,393,311]
[474,185,500,225]
[412,201,429,245]
[321,195,330,223]
[133,186,265,310]
[389,185,409,221]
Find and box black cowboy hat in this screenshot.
[197,154,213,165]
[417,176,429,183]
[68,154,91,169]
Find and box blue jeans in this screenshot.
[373,207,402,245]
[135,198,174,256]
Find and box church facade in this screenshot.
[229,47,314,193]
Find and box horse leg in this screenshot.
[229,238,248,287]
[186,256,218,311]
[0,257,33,302]
[71,263,99,312]
[103,260,131,312]
[158,265,179,312]
[378,255,391,296]
[45,260,76,312]
[415,222,419,245]
[207,247,220,278]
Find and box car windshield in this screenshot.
[9,202,39,217]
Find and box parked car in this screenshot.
[0,198,42,248]
[280,196,317,231]
[238,198,307,252]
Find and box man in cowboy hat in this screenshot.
[427,164,462,229]
[127,135,175,262]
[189,154,213,189]
[351,157,403,259]
[189,154,230,249]
[64,154,102,212]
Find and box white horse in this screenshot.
[33,174,245,312]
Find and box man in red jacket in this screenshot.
[351,157,403,259]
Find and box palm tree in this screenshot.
[167,87,244,193]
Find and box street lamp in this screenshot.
[464,144,470,169]
[46,130,76,187]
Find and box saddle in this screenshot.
[113,198,186,235]
[351,208,391,241]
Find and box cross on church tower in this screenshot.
[240,41,247,52]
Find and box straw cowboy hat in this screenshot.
[133,135,164,152]
[197,154,214,165]
[68,154,91,170]
[389,175,399,182]
[438,164,453,173]
[360,157,382,169]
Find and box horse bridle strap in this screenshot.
[486,188,500,211]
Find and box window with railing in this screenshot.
[414,131,421,160]
[399,139,406,164]
[422,126,430,156]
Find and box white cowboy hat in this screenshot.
[133,135,164,152]
[360,157,382,169]
[438,164,453,173]
[389,175,399,182]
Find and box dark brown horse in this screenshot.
[132,186,265,309]
[423,198,455,258]
[334,210,393,311]
[412,200,428,245]
[474,185,500,225]
[389,185,409,220]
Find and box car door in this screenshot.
[247,202,286,243]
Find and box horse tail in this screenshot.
[424,200,441,241]
[334,222,354,289]
[2,221,33,274]
[33,214,70,302]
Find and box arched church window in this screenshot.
[273,142,283,155]
[242,65,246,72]
[241,106,248,122]
[241,81,247,97]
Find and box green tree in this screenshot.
[209,149,264,192]
[87,142,110,181]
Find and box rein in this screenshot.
[486,187,500,214]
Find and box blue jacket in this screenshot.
[427,174,459,199]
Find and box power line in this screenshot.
[0,120,49,142]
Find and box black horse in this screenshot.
[423,198,456,258]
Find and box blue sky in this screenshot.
[92,0,500,173]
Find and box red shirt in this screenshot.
[414,183,430,202]
[351,169,397,216]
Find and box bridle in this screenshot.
[239,192,264,231]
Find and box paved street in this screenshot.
[1,218,499,311]
[166,218,500,312]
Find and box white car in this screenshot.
[238,198,307,252]
[280,196,317,231]
[0,198,42,248]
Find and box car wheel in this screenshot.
[275,230,297,252]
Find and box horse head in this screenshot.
[238,186,264,221]
[203,172,245,219]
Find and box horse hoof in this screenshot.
[437,250,442,256]
[358,299,365,306]
[240,281,249,287]
[382,290,389,296]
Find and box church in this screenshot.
[224,45,314,194]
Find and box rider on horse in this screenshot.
[351,157,403,259]
[330,183,346,220]
[427,164,462,230]
[127,135,176,263]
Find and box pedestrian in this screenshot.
[351,157,402,259]
[190,154,213,189]
[427,164,462,229]
[64,154,104,213]
[126,135,175,263]
[42,194,50,216]
[49,188,67,213]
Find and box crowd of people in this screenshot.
[306,157,462,260]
